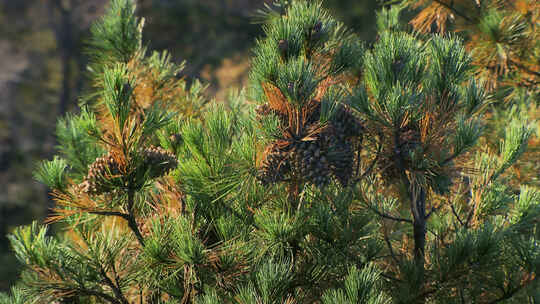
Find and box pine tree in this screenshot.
[353,6,538,302]
[401,0,540,188]
[1,1,538,303]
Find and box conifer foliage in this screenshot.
[404,0,539,91]
[352,6,538,302]
[1,1,539,303]
[252,1,365,189]
[402,0,540,188]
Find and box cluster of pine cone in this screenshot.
[79,146,177,195]
[257,103,363,188]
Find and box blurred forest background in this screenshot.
[0,0,382,290]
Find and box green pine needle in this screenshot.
[33,156,68,191]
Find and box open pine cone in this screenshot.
[79,152,122,195]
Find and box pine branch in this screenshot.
[126,188,145,247]
[410,186,426,273]
[370,207,413,223]
[89,211,129,219]
[99,266,129,304]
[110,259,126,304]
[353,137,383,184]
[442,152,460,166]
[88,204,145,247]
[393,120,427,301]
[450,204,465,227]
[464,208,477,228]
[459,288,466,304]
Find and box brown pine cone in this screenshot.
[79,152,122,195]
[141,146,178,178]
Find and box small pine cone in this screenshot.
[78,180,93,194]
[305,104,321,126]
[258,147,289,185]
[87,153,120,178]
[331,144,355,186]
[399,127,420,148]
[142,146,178,178]
[290,149,303,173]
[83,180,108,196]
[79,152,121,195]
[394,126,421,162]
[292,140,333,188]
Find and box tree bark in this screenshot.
[394,129,427,302]
[127,189,145,247]
[407,182,427,304]
[411,184,426,275]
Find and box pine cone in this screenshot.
[141,146,178,178]
[258,142,290,185]
[330,141,355,186]
[79,152,122,195]
[290,140,332,187]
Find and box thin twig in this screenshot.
[464,205,475,229]
[450,204,465,226]
[99,267,130,304]
[111,261,124,303]
[426,226,443,244]
[354,140,362,177]
[370,206,413,223]
[89,211,129,220]
[380,272,403,282]
[442,152,459,166]
[425,205,441,219]
[89,205,145,246]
